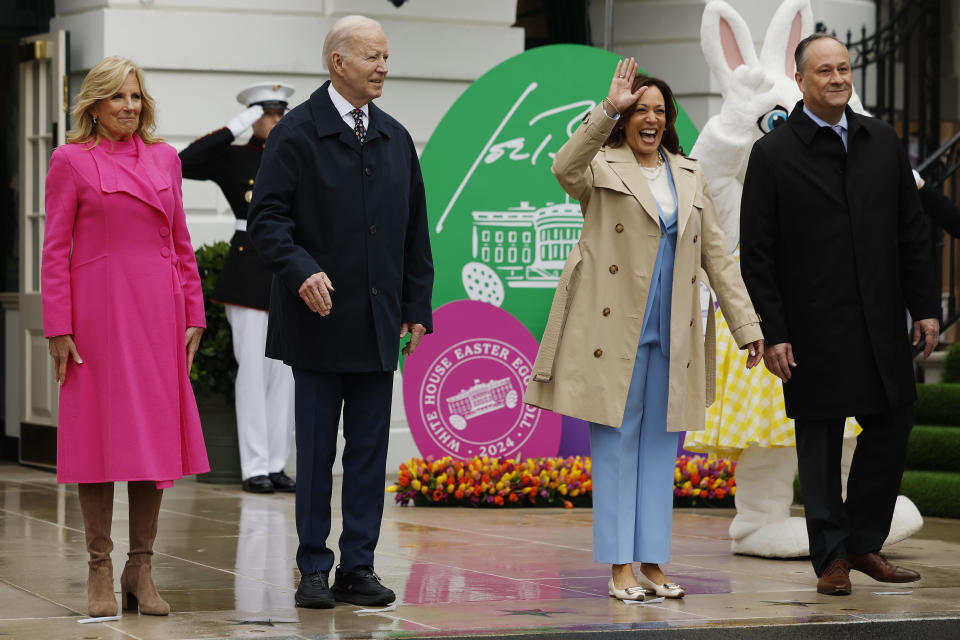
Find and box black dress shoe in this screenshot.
[242,475,275,494]
[268,470,296,492]
[331,566,396,606]
[296,571,335,609]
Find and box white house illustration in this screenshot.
[445,378,519,431]
[469,200,582,289]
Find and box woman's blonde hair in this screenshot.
[66,56,162,145]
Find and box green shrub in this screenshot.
[189,242,236,401]
[906,425,960,472]
[900,470,960,519]
[915,383,960,426]
[943,343,960,383]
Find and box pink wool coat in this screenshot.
[42,135,210,486]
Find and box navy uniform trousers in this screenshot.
[292,369,394,575]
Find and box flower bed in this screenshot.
[673,455,736,507]
[388,456,591,508]
[387,454,736,508]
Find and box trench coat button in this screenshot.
[615,223,624,233]
[160,247,171,258]
[158,227,169,237]
[594,348,603,358]
[609,265,618,274]
[602,307,611,317]
[693,234,698,243]
[369,224,377,235]
[365,167,373,176]
[371,287,379,296]
[690,275,696,284]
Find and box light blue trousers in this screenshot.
[589,341,679,565]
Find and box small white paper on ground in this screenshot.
[623,597,666,605]
[355,603,398,614]
[78,615,122,624]
[872,591,913,596]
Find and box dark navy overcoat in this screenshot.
[248,82,433,372]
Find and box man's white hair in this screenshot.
[322,15,384,71]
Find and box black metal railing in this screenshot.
[839,0,942,161]
[918,132,960,341]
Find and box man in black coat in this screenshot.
[180,82,297,495]
[248,15,433,609]
[740,34,939,596]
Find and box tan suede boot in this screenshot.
[77,482,118,617]
[120,482,170,615]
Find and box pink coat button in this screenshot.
[160,247,171,258]
[159,227,169,237]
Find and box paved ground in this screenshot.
[1,463,958,638]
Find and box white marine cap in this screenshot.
[236,82,295,109]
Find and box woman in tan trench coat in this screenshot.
[524,59,763,601]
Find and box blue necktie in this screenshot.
[351,108,366,144]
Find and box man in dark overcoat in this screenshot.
[247,15,433,608]
[740,34,939,596]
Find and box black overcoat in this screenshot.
[180,128,272,309]
[740,102,938,419]
[247,82,434,372]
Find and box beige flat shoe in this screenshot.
[608,578,647,601]
[636,573,685,599]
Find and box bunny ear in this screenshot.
[700,1,760,94]
[759,0,815,79]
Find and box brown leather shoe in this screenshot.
[847,552,920,583]
[817,558,852,595]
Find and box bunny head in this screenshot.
[700,0,813,176]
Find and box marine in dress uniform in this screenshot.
[179,82,298,494]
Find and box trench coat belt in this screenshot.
[703,275,717,406]
[531,271,572,384]
[532,267,717,408]
[235,219,247,232]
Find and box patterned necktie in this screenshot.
[351,108,366,144]
[831,124,844,138]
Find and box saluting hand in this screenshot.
[400,322,427,357]
[185,326,204,372]
[49,334,82,384]
[300,271,335,316]
[606,57,648,115]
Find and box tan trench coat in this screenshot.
[523,104,762,432]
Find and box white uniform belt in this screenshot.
[235,219,247,232]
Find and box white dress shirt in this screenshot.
[328,83,369,131]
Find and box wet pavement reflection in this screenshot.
[1,462,958,639]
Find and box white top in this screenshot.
[642,165,676,222]
[327,83,369,131]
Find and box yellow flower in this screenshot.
[570,489,579,497]
[447,483,455,493]
[682,481,692,490]
[412,479,421,491]
[386,485,398,493]
[692,488,701,496]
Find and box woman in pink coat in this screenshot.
[41,56,209,618]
